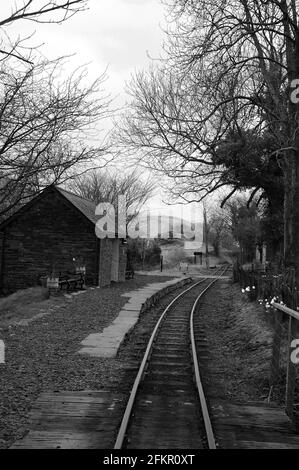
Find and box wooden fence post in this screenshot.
[270,310,283,387]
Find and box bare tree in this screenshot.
[0,59,112,220]
[117,0,299,280]
[1,0,88,25]
[0,1,89,63]
[208,210,228,258]
[117,67,230,202]
[0,0,114,221]
[69,169,156,227]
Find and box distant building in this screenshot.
[0,185,127,295]
[184,241,214,264]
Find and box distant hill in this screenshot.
[131,213,204,241]
[184,241,213,252]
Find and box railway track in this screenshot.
[114,267,227,449]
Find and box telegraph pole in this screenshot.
[203,205,210,269]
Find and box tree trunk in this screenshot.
[213,242,220,257]
[284,30,299,285]
[284,152,299,285]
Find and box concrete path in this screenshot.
[136,266,225,277]
[78,278,185,359]
[135,270,183,277]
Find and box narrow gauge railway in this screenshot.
[114,267,227,449]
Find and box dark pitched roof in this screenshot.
[55,187,98,225]
[0,185,99,230]
[0,185,119,239]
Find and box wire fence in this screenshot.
[233,262,299,431]
[233,262,299,308]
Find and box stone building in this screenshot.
[0,185,127,295]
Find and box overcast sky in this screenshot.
[8,0,166,106]
[5,0,205,218]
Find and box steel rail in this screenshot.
[190,267,228,449]
[114,266,226,449]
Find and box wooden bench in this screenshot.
[59,272,85,291]
[125,268,135,280]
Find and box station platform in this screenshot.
[78,277,189,358]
